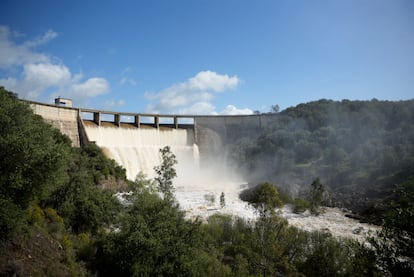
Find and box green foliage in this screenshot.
[0,88,71,205]
[292,198,311,213]
[44,208,65,236]
[129,171,157,195]
[93,191,201,276]
[50,178,121,234]
[46,143,124,234]
[0,87,71,242]
[0,197,24,244]
[368,182,414,275]
[27,202,45,225]
[230,99,414,214]
[198,213,380,276]
[297,232,352,276]
[384,184,414,257]
[187,250,232,276]
[154,146,178,202]
[80,143,126,182]
[76,233,96,263]
[0,89,125,239]
[297,232,381,277]
[252,215,293,275]
[249,182,283,217]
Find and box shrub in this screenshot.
[293,198,311,213]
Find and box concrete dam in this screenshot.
[29,100,277,182]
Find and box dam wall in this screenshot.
[29,101,81,147]
[194,114,277,160]
[194,114,277,143]
[28,100,277,180]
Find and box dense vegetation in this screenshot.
[0,87,413,275]
[231,99,414,218]
[0,87,126,275]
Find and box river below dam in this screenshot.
[174,182,380,241]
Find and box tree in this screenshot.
[48,145,122,234]
[270,104,280,113]
[369,183,414,275]
[308,178,325,215]
[0,87,71,242]
[220,192,226,208]
[154,146,178,202]
[130,171,157,195]
[93,192,201,276]
[250,183,283,218]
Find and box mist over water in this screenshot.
[84,124,253,215]
[84,123,379,240]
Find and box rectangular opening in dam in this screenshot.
[177,117,194,125]
[140,116,156,128]
[159,117,174,125]
[81,111,93,121]
[120,115,134,123]
[101,113,115,122]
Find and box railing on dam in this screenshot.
[80,108,195,129]
[25,98,281,152]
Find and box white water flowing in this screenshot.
[84,125,198,180]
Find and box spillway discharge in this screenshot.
[84,125,199,181]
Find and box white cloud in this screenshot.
[70,77,109,98]
[24,29,58,48]
[220,105,253,115]
[0,77,17,88]
[0,26,50,67]
[104,98,126,108]
[188,70,239,92]
[179,102,218,115]
[145,70,242,114]
[0,62,71,99]
[120,76,137,86]
[119,66,137,86]
[24,63,71,87]
[0,25,110,104]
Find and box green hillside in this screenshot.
[230,99,414,218]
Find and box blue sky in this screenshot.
[0,0,413,115]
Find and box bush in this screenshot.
[93,192,201,276]
[27,203,45,225]
[293,198,311,213]
[0,197,24,243]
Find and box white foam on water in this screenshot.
[175,181,257,221]
[281,205,380,241]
